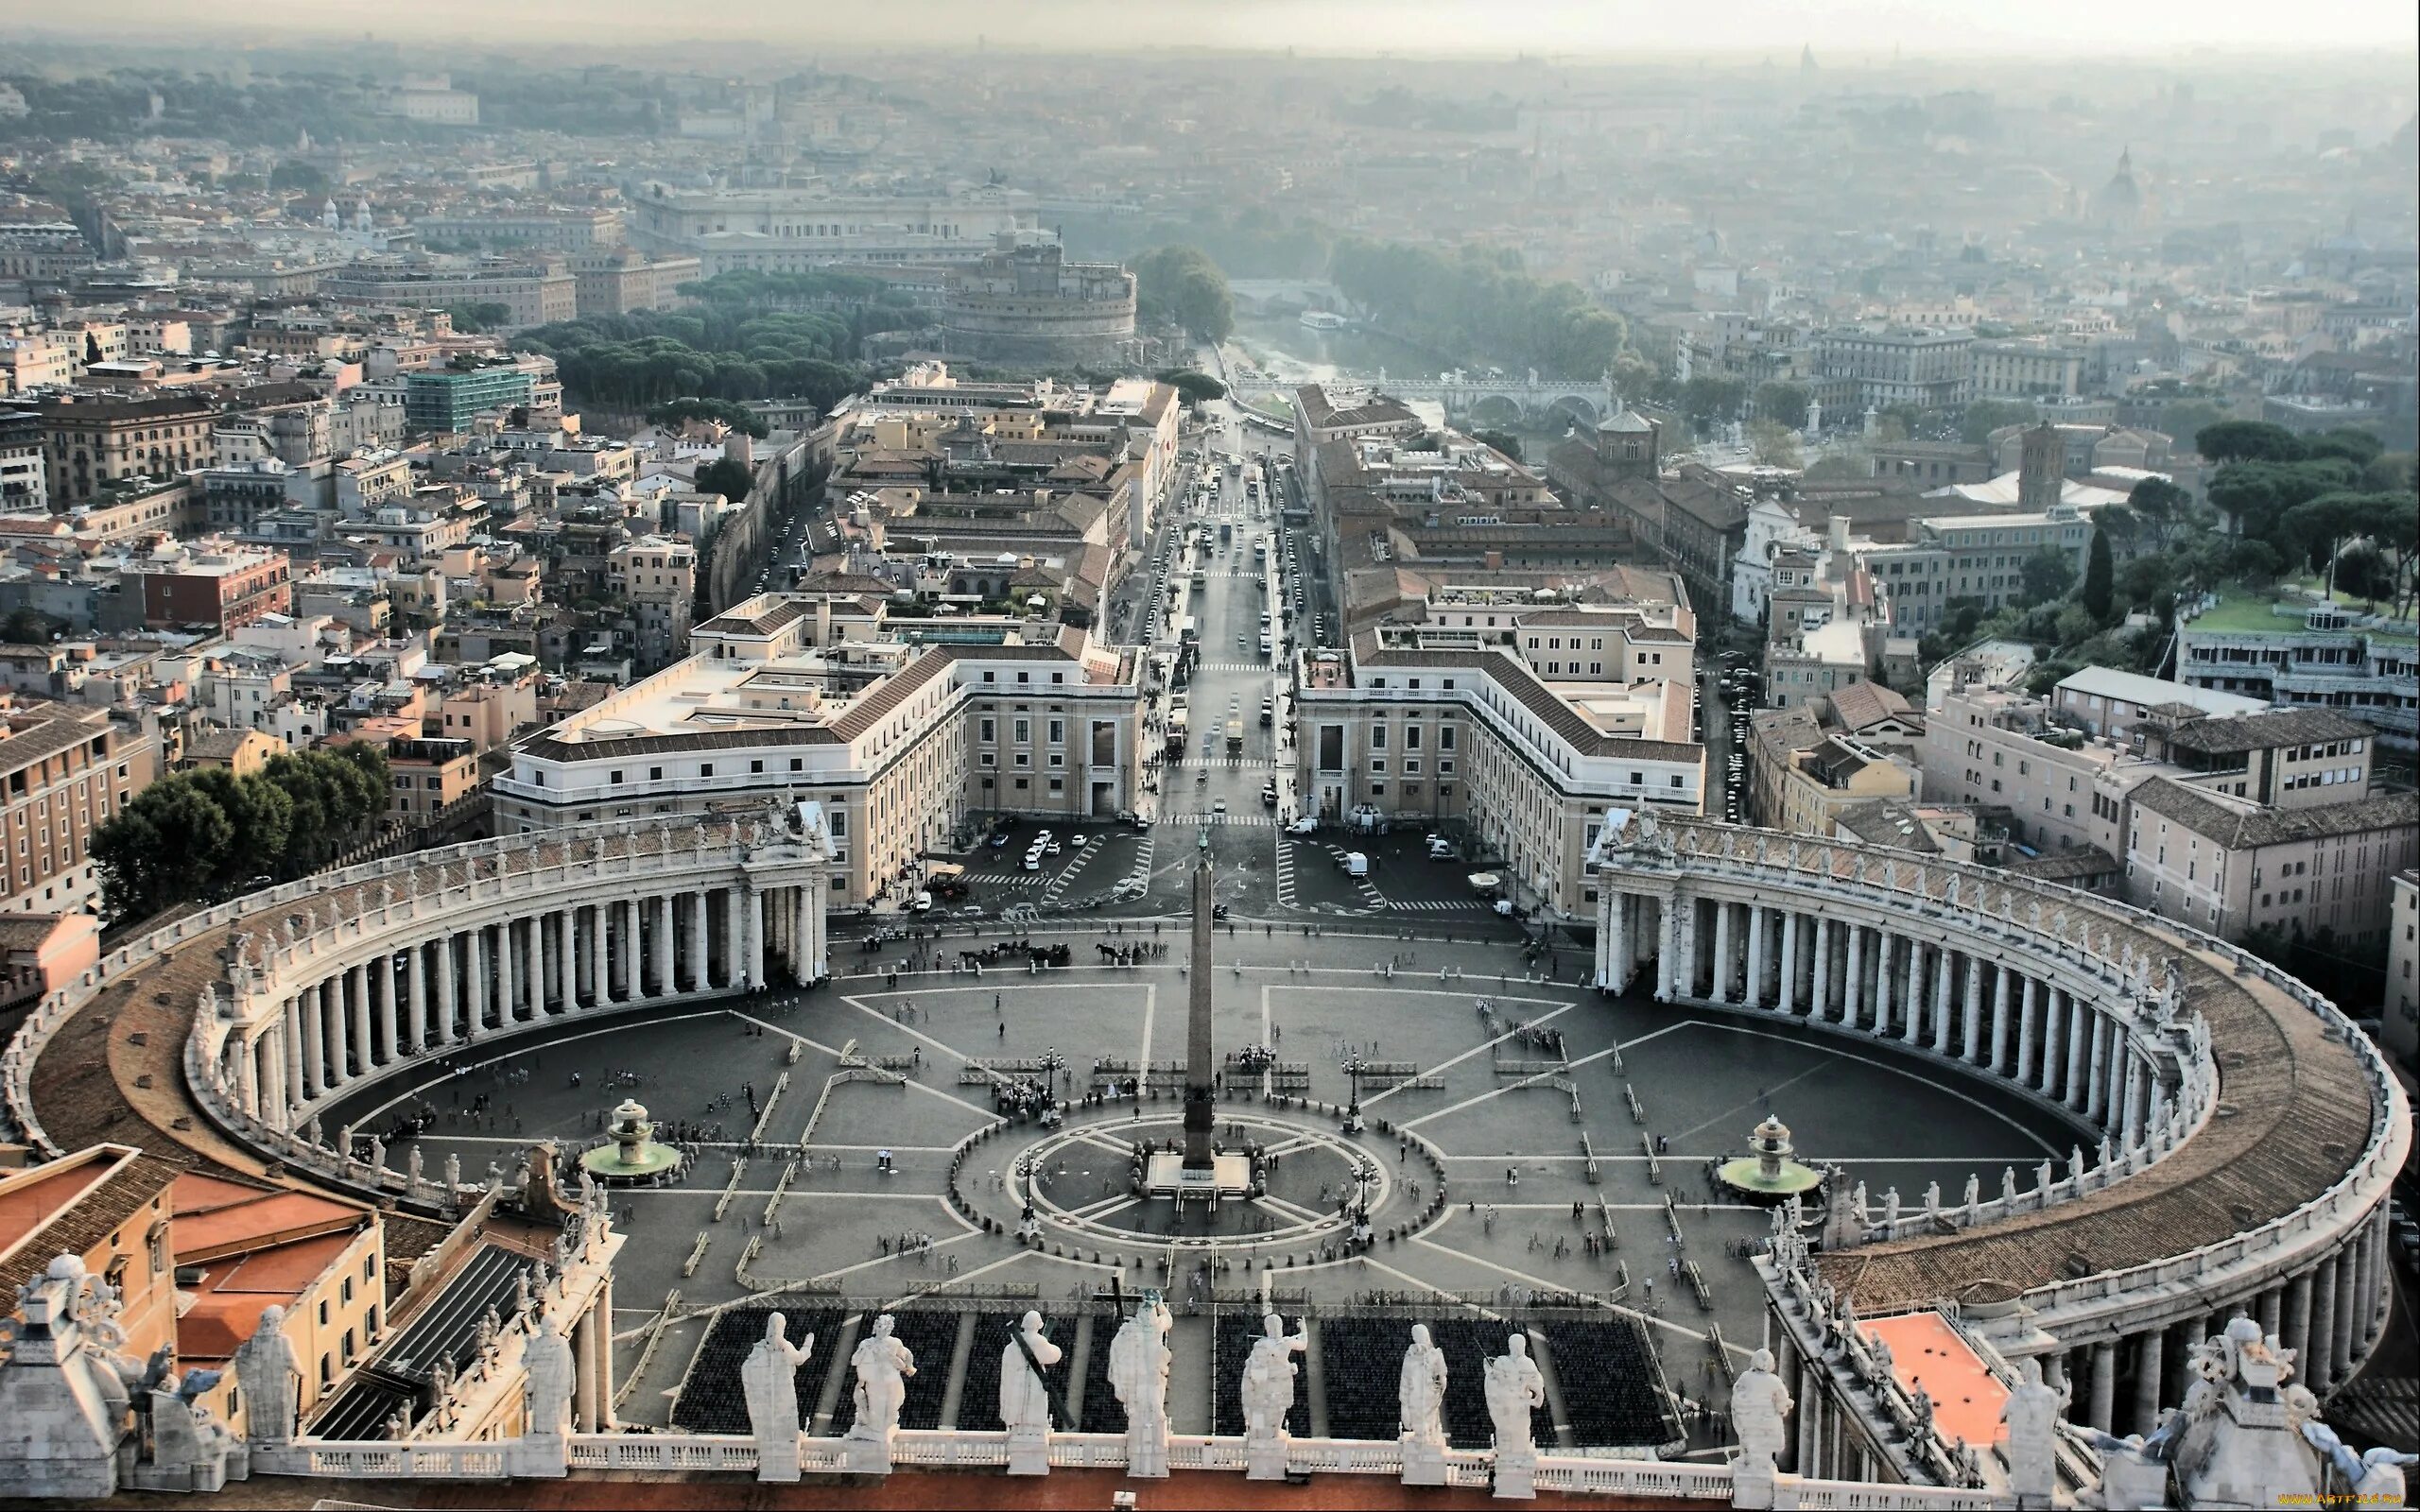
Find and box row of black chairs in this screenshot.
[1536,1318,1680,1448]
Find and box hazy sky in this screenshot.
[7,0,2415,59]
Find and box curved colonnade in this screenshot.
[1592,816,2407,1446]
[3,814,830,1211]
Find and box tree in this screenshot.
[93,781,234,923]
[1746,419,1803,470]
[1677,376,1748,433]
[268,159,328,194]
[1154,369,1227,406]
[647,397,769,438]
[1471,429,1524,462]
[443,301,511,335]
[2195,421,2303,465]
[2082,529,2114,620]
[1753,382,1808,430]
[1130,246,1234,343]
[696,455,754,504]
[1959,400,2036,446]
[2123,475,2196,552]
[2019,546,2078,608]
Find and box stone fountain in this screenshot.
[579,1097,681,1183]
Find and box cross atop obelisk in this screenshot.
[1182,851,1217,1171]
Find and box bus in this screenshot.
[1177,616,1199,647]
[1225,719,1245,755]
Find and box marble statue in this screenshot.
[845,1314,915,1471]
[232,1304,299,1445]
[1241,1313,1307,1478]
[1730,1347,1795,1510]
[999,1311,1060,1431]
[2303,1423,2413,1505]
[2001,1358,2064,1509]
[1485,1334,1547,1497]
[1399,1323,1447,1447]
[741,1313,812,1482]
[999,1311,1059,1475]
[521,1314,575,1438]
[1107,1297,1172,1478]
[141,1372,237,1493]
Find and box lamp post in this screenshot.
[1341,1051,1368,1133]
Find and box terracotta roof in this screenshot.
[0,1151,182,1302]
[1828,680,1914,734]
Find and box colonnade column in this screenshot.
[573,1300,601,1431]
[406,943,427,1054]
[1743,904,1767,1010]
[1902,940,1923,1045]
[2016,976,2040,1086]
[1656,895,1680,1001]
[1873,933,1894,1036]
[1989,967,2012,1074]
[557,909,577,1011]
[437,935,458,1044]
[746,889,766,991]
[685,890,707,992]
[2084,1013,2108,1123]
[2131,1326,2167,1434]
[1842,925,1865,1029]
[1961,955,1984,1064]
[1809,917,1832,1021]
[618,900,639,1002]
[2086,1342,2117,1433]
[467,926,489,1040]
[288,998,313,1106]
[650,894,673,995]
[1710,902,1735,1005]
[2285,1270,2315,1377]
[2331,1246,2359,1385]
[2308,1256,2340,1390]
[1931,948,1954,1055]
[723,886,745,992]
[1775,910,1800,1016]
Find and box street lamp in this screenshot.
[1340,1051,1368,1132]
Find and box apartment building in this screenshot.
[0,1146,182,1373]
[1968,338,2083,401]
[404,367,537,434]
[2134,707,2377,808]
[414,208,626,250]
[0,697,152,913]
[0,409,43,513]
[2051,665,2268,739]
[607,535,697,670]
[2176,597,2419,754]
[493,593,1146,907]
[320,261,577,331]
[2125,778,2418,946]
[124,541,294,633]
[1812,325,1975,409]
[1857,504,2094,632]
[384,735,479,822]
[26,392,217,506]
[1746,703,1920,839]
[1919,685,2187,860]
[1293,627,1704,920]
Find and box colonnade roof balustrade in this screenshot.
[1589,814,2406,1319]
[3,811,822,1194]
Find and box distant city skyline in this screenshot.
[7,0,2415,59]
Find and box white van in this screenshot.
[1344,851,1370,878]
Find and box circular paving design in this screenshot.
[950,1104,1450,1264]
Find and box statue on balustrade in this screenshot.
[741,1312,813,1483]
[1241,1312,1307,1479]
[1398,1323,1449,1486]
[1729,1347,1794,1510]
[232,1304,300,1446]
[522,1314,575,1439]
[1999,1357,2065,1509]
[1107,1296,1172,1478]
[1484,1332,1545,1456]
[845,1313,915,1470]
[999,1311,1059,1476]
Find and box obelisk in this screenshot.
[1183,850,1217,1171]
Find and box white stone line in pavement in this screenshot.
[1361,1001,1580,1110]
[1135,984,1156,1080]
[346,1007,736,1125]
[796,1002,1003,1123]
[1668,1060,1834,1143]
[1400,1020,1694,1130]
[807,1227,987,1285]
[1695,1020,2063,1156]
[878,1248,1033,1311]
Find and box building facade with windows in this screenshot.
[2175,601,2419,755]
[0,699,152,915]
[2123,778,2418,946]
[1292,627,1703,920]
[491,593,1144,906]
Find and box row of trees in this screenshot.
[93,745,392,924]
[1132,247,1235,343]
[516,302,896,418]
[1329,239,1632,379]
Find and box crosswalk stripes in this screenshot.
[1273,828,1299,907]
[1160,812,1278,828]
[1038,841,1106,905]
[1194,662,1278,674]
[1382,899,1493,913]
[1115,829,1157,894]
[1166,755,1278,770]
[1313,842,1389,909]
